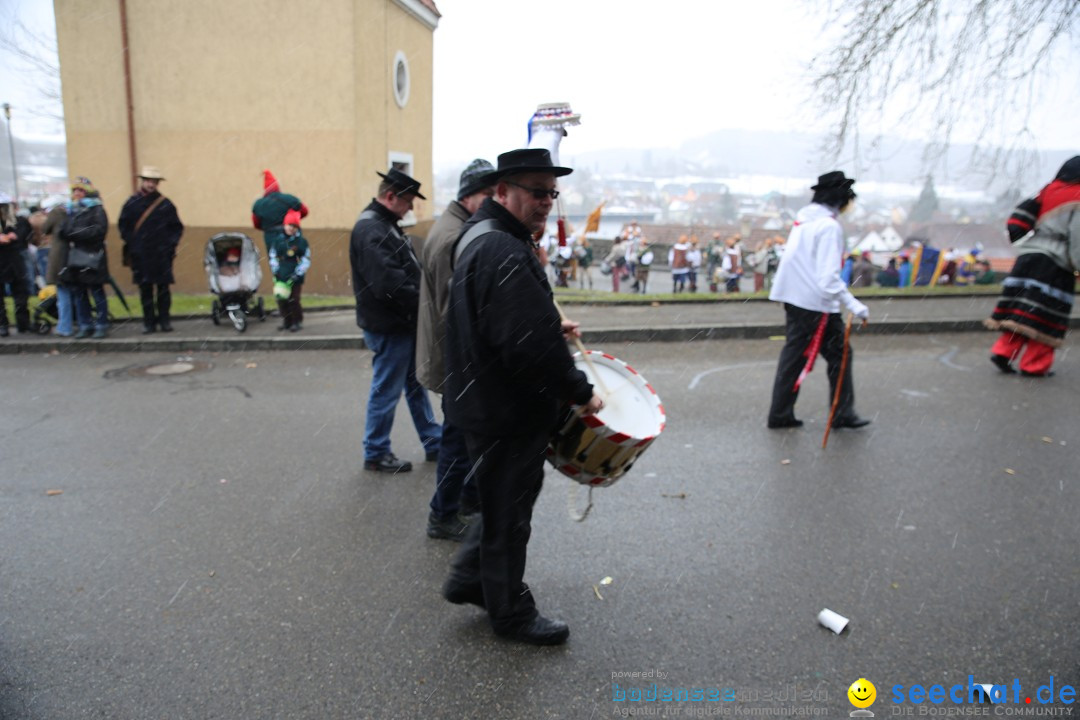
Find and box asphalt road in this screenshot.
[1,333,1077,718]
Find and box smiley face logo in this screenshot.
[848,678,876,708]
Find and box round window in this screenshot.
[393,51,410,108]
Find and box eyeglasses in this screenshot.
[505,181,559,200]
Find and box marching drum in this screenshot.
[547,351,666,487]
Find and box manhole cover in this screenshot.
[145,362,196,376]
[105,360,214,379]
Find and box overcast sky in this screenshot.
[431,0,825,168]
[3,0,1076,174]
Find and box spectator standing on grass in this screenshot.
[119,166,184,334]
[851,251,876,288]
[252,169,308,257]
[269,209,311,332]
[686,236,702,293]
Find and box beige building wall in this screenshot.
[54,0,438,295]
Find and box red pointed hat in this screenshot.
[283,209,302,227]
[263,169,280,194]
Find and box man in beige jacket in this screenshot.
[415,159,494,541]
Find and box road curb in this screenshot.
[6,316,1077,354]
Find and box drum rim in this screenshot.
[575,350,666,441]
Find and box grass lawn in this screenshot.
[4,284,1016,320]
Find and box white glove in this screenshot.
[848,299,869,320]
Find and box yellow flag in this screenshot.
[583,201,605,235]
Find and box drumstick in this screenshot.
[553,298,610,396]
[822,313,854,450]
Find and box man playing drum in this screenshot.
[442,148,603,646]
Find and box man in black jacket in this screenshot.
[119,166,184,333]
[442,149,603,646]
[350,168,441,474]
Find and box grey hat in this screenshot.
[457,159,495,200]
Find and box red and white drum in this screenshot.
[547,351,666,487]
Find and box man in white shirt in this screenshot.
[767,171,871,430]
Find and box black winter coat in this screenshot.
[58,201,109,285]
[443,198,593,437]
[349,200,421,334]
[118,191,184,285]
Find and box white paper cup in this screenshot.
[817,608,849,634]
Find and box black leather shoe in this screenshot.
[0,327,8,338]
[364,454,412,473]
[990,354,1016,374]
[1020,369,1054,378]
[767,417,803,429]
[427,512,467,541]
[832,415,871,429]
[142,324,155,334]
[443,580,485,609]
[158,322,173,332]
[496,615,570,646]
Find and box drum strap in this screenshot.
[451,219,498,269]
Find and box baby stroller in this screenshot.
[32,285,59,334]
[204,232,266,332]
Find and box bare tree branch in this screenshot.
[808,0,1078,183]
[0,11,64,122]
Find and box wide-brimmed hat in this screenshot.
[811,170,855,190]
[457,158,495,200]
[138,165,165,180]
[377,168,425,199]
[484,148,572,184]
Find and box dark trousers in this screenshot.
[277,283,303,327]
[139,283,171,328]
[0,261,30,331]
[429,398,478,520]
[448,429,548,633]
[768,304,855,424]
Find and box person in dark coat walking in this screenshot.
[350,168,441,474]
[251,169,308,257]
[119,166,184,333]
[441,149,603,646]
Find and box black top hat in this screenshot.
[376,168,426,199]
[485,148,573,184]
[811,170,855,190]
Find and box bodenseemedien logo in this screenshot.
[849,678,877,717]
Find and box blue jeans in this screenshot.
[55,284,74,335]
[74,284,108,331]
[35,248,50,282]
[429,401,477,520]
[362,329,441,462]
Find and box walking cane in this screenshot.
[822,313,855,450]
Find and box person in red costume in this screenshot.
[986,156,1080,377]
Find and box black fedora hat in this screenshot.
[811,170,855,190]
[376,168,426,199]
[485,148,573,184]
